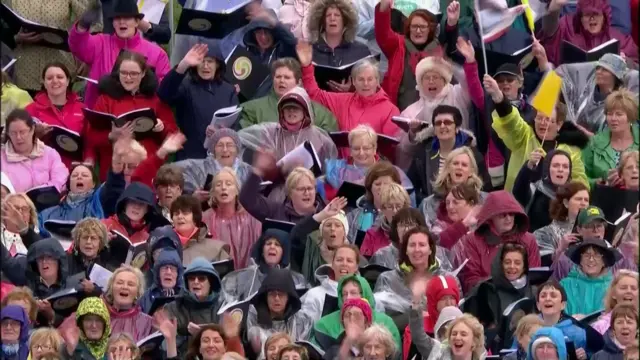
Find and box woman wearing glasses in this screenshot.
[83,51,177,182]
[0,109,68,193]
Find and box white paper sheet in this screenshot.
[89,263,113,290]
[138,0,168,24]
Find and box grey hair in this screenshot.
[358,324,397,357]
[351,58,380,83]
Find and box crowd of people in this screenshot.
[0,0,639,359]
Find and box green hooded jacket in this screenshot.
[239,89,339,132]
[312,274,401,350]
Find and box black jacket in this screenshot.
[407,127,492,204]
[251,268,301,327]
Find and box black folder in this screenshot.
[1,4,69,51]
[82,108,157,134]
[42,126,83,161]
[336,181,366,209]
[224,45,270,100]
[26,185,60,211]
[312,54,379,91]
[561,39,619,64]
[175,0,251,39]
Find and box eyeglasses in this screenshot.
[581,251,604,261]
[34,345,53,352]
[8,129,31,138]
[187,274,209,283]
[434,120,455,127]
[382,204,404,211]
[215,142,236,150]
[410,25,429,32]
[582,223,605,231]
[422,75,442,82]
[294,186,315,194]
[119,70,142,78]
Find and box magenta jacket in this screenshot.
[541,0,638,65]
[68,24,171,108]
[361,226,391,258]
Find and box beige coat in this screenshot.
[5,0,92,91]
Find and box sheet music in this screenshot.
[138,0,168,24]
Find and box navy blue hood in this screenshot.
[147,225,183,266]
[152,249,185,291]
[250,229,291,268]
[115,181,168,232]
[182,257,222,306]
[243,19,280,50]
[26,237,68,282]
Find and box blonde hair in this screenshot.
[358,324,397,358]
[604,270,639,311]
[432,147,483,196]
[445,314,485,359]
[618,150,639,175]
[71,217,108,250]
[1,286,38,322]
[285,167,315,196]
[514,314,544,341]
[4,193,38,230]
[29,328,63,354]
[605,89,639,123]
[379,183,411,208]
[209,167,241,209]
[104,266,145,305]
[107,333,141,360]
[348,125,377,148]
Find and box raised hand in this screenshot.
[456,37,475,63]
[315,197,348,222]
[447,1,461,26]
[221,311,241,339]
[548,0,569,12]
[462,205,481,228]
[379,0,393,11]
[296,41,313,67]
[606,168,623,187]
[527,148,545,169]
[154,309,178,340]
[61,325,80,355]
[482,74,503,103]
[2,202,28,234]
[410,274,430,300]
[158,132,186,159]
[531,39,549,70]
[177,44,209,73]
[77,1,102,30]
[109,122,134,141]
[559,233,581,252]
[252,148,277,178]
[187,322,201,336]
[327,78,352,92]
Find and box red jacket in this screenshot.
[632,0,639,45]
[25,92,86,169]
[102,215,151,244]
[452,191,541,293]
[361,226,391,257]
[374,4,445,106]
[83,93,177,181]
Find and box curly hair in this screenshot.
[71,217,108,251]
[306,0,359,43]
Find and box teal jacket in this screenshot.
[560,265,612,316]
[582,124,640,187]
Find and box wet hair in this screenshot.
[170,195,203,225]
[536,280,568,302]
[501,243,529,271]
[271,58,302,82]
[390,208,426,246]
[364,161,401,202]
[209,167,241,210]
[549,181,590,221]
[398,226,437,269]
[4,108,36,144]
[40,61,73,93]
[154,164,185,190]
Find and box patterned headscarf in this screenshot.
[75,297,111,359]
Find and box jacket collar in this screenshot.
[591,124,640,150]
[112,31,142,48]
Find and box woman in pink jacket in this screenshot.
[0,109,68,193]
[69,0,171,108]
[25,62,85,169]
[296,42,401,137]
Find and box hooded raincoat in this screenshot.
[512,149,573,232]
[299,264,339,323]
[72,297,111,360]
[139,249,185,314]
[238,87,338,204]
[101,182,165,244]
[463,245,534,330]
[221,229,308,306]
[0,305,30,360]
[242,19,298,99]
[175,156,253,195]
[453,190,541,293]
[491,96,589,192]
[157,42,239,160]
[560,265,613,316]
[540,0,638,66]
[533,219,574,257]
[165,257,224,351]
[526,327,568,360]
[556,61,639,134]
[246,268,313,353]
[313,274,401,350]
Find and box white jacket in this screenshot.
[299,264,338,322]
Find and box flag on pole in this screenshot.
[530,70,563,117]
[474,0,527,42]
